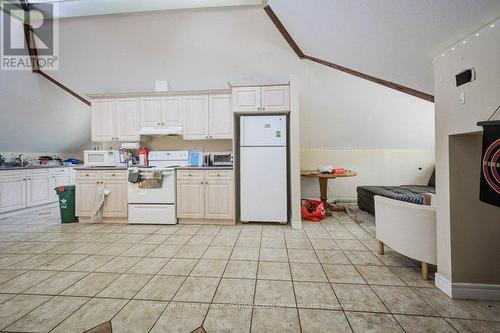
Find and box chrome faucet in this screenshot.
[15,154,24,167]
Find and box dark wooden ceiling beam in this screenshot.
[16,1,91,107]
[38,71,91,106]
[264,5,304,59]
[263,4,434,103]
[304,55,434,102]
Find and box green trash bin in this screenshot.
[55,185,77,223]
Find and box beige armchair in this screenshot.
[374,195,437,280]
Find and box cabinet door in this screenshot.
[91,99,115,141]
[102,179,127,218]
[27,176,51,207]
[261,86,290,112]
[233,87,261,112]
[115,98,140,141]
[176,179,205,219]
[183,95,208,140]
[140,97,162,127]
[204,179,234,220]
[209,94,232,139]
[75,179,99,217]
[50,174,71,202]
[0,174,26,213]
[162,96,183,127]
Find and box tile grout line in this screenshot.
[304,219,354,333]
[199,225,245,332]
[283,226,305,333]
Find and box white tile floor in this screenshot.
[0,207,498,332]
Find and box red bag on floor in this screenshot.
[301,199,326,222]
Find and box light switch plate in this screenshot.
[459,92,465,104]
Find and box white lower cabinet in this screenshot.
[50,168,71,202]
[176,169,234,224]
[176,179,205,219]
[0,167,74,215]
[75,170,127,221]
[75,179,99,217]
[0,171,26,213]
[102,179,127,218]
[27,170,52,207]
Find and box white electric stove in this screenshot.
[127,151,189,224]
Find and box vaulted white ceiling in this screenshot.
[28,0,262,18]
[267,0,500,94]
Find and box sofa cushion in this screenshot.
[356,185,435,202]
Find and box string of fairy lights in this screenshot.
[432,18,499,64]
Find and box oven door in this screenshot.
[127,170,175,204]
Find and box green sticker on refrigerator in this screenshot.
[276,130,281,137]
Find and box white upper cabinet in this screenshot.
[91,98,139,142]
[140,97,162,127]
[140,96,183,128]
[115,98,140,141]
[183,94,232,140]
[233,85,290,112]
[162,96,183,127]
[261,86,290,111]
[209,94,232,139]
[183,95,209,140]
[91,99,115,141]
[233,87,261,112]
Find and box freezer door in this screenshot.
[240,115,287,147]
[240,146,287,223]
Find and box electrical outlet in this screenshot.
[328,185,334,191]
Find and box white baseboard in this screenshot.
[291,219,302,230]
[435,273,500,300]
[452,283,500,301]
[435,273,453,297]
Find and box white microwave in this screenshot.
[84,150,117,167]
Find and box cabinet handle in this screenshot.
[28,178,31,180]
[188,174,192,177]
[85,174,89,176]
[205,181,208,184]
[22,178,26,181]
[157,122,161,125]
[217,174,220,177]
[262,107,266,111]
[161,122,165,125]
[200,181,204,184]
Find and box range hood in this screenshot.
[139,126,183,136]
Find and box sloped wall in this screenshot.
[0,6,434,198]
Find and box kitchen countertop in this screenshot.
[176,166,233,170]
[0,165,77,171]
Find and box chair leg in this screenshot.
[421,262,429,280]
[378,241,384,255]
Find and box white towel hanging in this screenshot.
[91,183,110,222]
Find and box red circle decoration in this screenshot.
[482,138,500,194]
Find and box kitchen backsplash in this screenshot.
[146,136,232,152]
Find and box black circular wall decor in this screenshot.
[478,119,500,208]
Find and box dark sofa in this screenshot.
[357,170,435,215]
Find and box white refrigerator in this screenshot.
[240,115,288,223]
